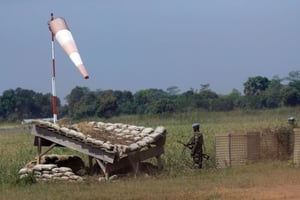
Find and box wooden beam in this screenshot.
[103,146,164,174]
[32,125,115,163]
[96,159,109,180]
[37,137,42,164]
[39,143,56,157]
[156,155,163,170]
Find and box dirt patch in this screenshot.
[205,184,300,200]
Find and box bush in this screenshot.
[16,172,36,186]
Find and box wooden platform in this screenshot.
[31,121,166,179]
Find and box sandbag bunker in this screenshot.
[29,120,167,180]
[19,154,86,182]
[19,163,84,182]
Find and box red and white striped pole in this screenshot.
[48,13,90,124]
[50,13,58,124]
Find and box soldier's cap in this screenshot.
[192,123,200,128]
[288,116,295,121]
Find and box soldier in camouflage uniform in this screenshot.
[186,123,204,168]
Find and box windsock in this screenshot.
[49,17,89,79]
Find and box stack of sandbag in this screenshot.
[18,164,83,182]
[32,120,167,156]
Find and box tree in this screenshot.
[0,89,15,120]
[147,98,176,114]
[199,89,218,99]
[96,90,119,118]
[226,89,243,109]
[174,90,200,112]
[0,88,55,121]
[198,84,218,110]
[66,86,90,106]
[33,92,53,118]
[286,71,300,93]
[133,89,168,114]
[72,92,97,119]
[166,86,180,96]
[243,76,270,96]
[280,86,300,106]
[262,77,283,108]
[65,86,90,117]
[239,95,265,109]
[210,97,234,111]
[285,70,300,82]
[115,90,134,114]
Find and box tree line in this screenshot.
[1,71,300,122]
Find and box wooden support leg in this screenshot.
[132,161,140,178]
[88,156,93,174]
[156,155,163,170]
[128,152,140,178]
[37,137,42,164]
[96,159,110,180]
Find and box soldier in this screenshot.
[186,123,204,168]
[288,116,296,128]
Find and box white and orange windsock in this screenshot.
[49,17,89,79]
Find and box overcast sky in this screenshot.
[1,1,300,102]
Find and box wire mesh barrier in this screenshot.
[293,128,300,166]
[215,131,291,168]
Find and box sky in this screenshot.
[1,1,300,102]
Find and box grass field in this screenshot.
[1,107,300,200]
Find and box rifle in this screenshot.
[177,140,192,148]
[177,140,210,160]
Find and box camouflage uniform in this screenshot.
[187,124,204,168]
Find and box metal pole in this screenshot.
[50,13,57,124]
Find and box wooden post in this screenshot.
[128,152,140,178]
[37,137,42,164]
[156,155,163,170]
[134,162,140,178]
[88,156,93,175]
[96,159,110,180]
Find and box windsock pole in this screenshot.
[50,13,58,124]
[48,13,89,124]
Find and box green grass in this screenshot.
[0,133,34,185]
[1,107,300,199]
